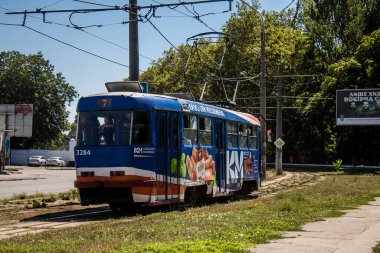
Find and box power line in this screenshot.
[0,22,21,26]
[68,10,134,29]
[151,0,225,32]
[72,0,117,8]
[145,18,179,51]
[5,1,232,15]
[5,0,233,80]
[24,25,130,68]
[0,22,131,69]
[242,106,310,109]
[234,96,333,101]
[280,0,296,13]
[0,6,155,62]
[41,0,65,10]
[80,30,154,61]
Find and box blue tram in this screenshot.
[74,87,261,210]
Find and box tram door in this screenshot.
[156,111,180,200]
[215,119,226,193]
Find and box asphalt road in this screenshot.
[0,166,76,199]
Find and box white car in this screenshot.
[46,157,67,167]
[28,156,47,166]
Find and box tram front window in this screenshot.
[78,110,150,146]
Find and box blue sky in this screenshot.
[0,0,293,123]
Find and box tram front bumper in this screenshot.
[74,179,156,188]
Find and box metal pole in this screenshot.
[0,130,4,173]
[259,17,266,179]
[275,68,283,175]
[241,1,266,179]
[129,0,139,81]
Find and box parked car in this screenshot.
[28,156,47,166]
[46,157,67,167]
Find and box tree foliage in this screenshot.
[0,51,78,149]
[140,0,380,165]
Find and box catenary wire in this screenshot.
[0,6,154,62]
[0,20,130,69]
[145,18,179,51]
[151,0,219,32]
[24,25,130,69]
[72,0,117,8]
[41,0,65,10]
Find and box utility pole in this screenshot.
[259,15,266,180]
[241,0,267,179]
[129,0,139,81]
[275,68,283,175]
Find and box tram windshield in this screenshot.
[77,110,150,146]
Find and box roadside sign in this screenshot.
[274,138,285,149]
[336,89,380,125]
[140,82,148,93]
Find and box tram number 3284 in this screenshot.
[76,149,91,156]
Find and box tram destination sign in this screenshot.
[336,89,380,126]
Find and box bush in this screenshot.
[333,159,343,174]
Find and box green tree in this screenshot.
[140,0,380,165]
[0,51,78,149]
[57,119,77,150]
[299,0,380,164]
[305,29,380,164]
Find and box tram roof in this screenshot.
[78,92,260,126]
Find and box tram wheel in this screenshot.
[185,188,198,208]
[168,202,178,211]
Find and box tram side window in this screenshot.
[132,111,151,145]
[227,121,238,148]
[239,123,248,148]
[200,117,212,146]
[248,125,258,149]
[183,114,197,145]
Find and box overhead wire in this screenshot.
[0,6,154,62]
[144,17,179,52]
[280,0,296,13]
[138,3,235,99]
[72,0,117,8]
[1,1,236,95]
[68,10,133,29]
[24,25,130,69]
[40,0,65,10]
[0,11,130,69]
[151,0,219,32]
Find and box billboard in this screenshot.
[336,89,380,126]
[0,104,33,137]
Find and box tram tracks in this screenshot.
[0,206,113,240]
[259,171,323,197]
[0,171,323,240]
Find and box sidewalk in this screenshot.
[249,197,380,253]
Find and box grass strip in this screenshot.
[0,174,380,253]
